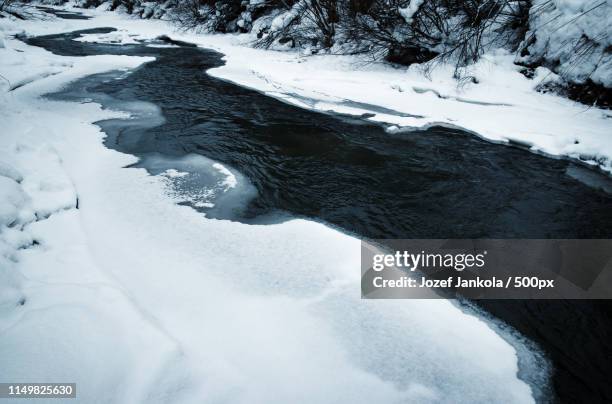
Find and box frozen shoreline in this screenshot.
[0,7,556,403]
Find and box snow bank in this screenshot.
[1,15,181,402]
[399,0,425,24]
[270,2,300,31]
[519,0,612,87]
[0,176,29,228]
[0,8,548,403]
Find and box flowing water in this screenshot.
[27,24,612,403]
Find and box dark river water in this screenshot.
[27,23,612,403]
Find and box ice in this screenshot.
[212,162,237,189]
[134,153,257,219]
[161,168,189,178]
[0,177,29,227]
[75,30,142,44]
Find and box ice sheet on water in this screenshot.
[135,153,257,218]
[75,30,142,45]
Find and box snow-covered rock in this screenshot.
[399,0,425,24]
[519,0,612,87]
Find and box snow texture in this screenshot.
[518,0,612,87]
[75,29,141,44]
[399,0,425,24]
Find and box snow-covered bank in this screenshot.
[0,8,549,404]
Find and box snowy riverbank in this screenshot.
[0,6,557,403]
[31,4,612,174]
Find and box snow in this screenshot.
[519,0,612,87]
[75,29,141,44]
[270,2,300,31]
[212,162,237,189]
[0,161,23,182]
[0,6,554,403]
[0,176,30,227]
[161,168,189,178]
[399,0,425,24]
[135,153,256,216]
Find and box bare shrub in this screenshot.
[0,0,14,13]
[0,0,50,19]
[341,0,531,74]
[169,0,243,32]
[255,0,339,49]
[169,0,214,31]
